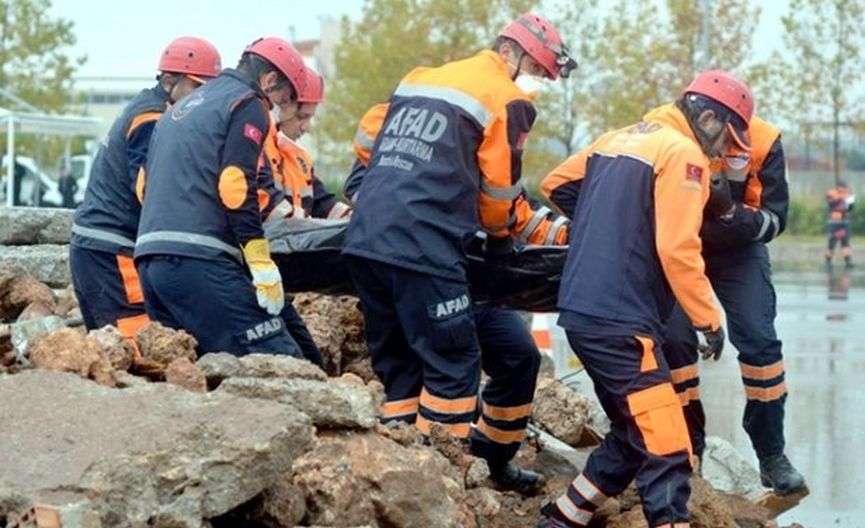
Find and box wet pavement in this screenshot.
[701,268,865,527]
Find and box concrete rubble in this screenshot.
[0,215,809,527]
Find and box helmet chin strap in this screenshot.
[683,102,726,159]
[159,73,182,103]
[510,50,526,81]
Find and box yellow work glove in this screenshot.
[241,238,285,315]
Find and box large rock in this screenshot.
[0,244,70,287]
[291,432,465,528]
[0,207,73,245]
[532,377,593,446]
[0,264,56,321]
[0,370,314,526]
[217,376,378,429]
[28,327,115,387]
[293,294,367,376]
[136,322,198,368]
[701,436,764,500]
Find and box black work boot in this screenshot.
[537,502,579,528]
[488,461,546,495]
[759,453,807,495]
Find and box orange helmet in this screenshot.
[685,70,754,151]
[158,36,222,82]
[297,67,325,103]
[500,13,577,79]
[244,37,307,95]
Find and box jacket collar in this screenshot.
[643,103,699,145]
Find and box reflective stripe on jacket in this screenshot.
[135,70,266,263]
[544,103,720,336]
[72,85,169,256]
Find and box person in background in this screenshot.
[58,165,78,208]
[825,180,855,269]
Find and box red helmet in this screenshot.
[685,70,754,151]
[500,12,576,80]
[158,36,222,82]
[244,37,307,95]
[297,67,325,103]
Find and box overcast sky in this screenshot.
[49,0,784,79]
[49,0,366,78]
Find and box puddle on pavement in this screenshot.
[701,269,865,527]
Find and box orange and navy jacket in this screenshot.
[699,116,788,253]
[826,185,853,223]
[344,95,567,261]
[135,69,269,263]
[542,103,721,337]
[343,50,546,280]
[72,84,170,256]
[259,125,350,222]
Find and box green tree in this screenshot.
[315,0,533,184]
[578,0,759,138]
[0,0,84,158]
[752,0,865,185]
[521,0,599,192]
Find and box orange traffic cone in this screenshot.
[531,313,552,355]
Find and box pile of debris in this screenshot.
[0,243,807,527]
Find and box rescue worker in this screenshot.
[257,66,350,367]
[537,70,750,527]
[343,12,575,491]
[70,37,221,341]
[134,37,308,357]
[659,114,807,497]
[344,99,570,493]
[825,181,855,269]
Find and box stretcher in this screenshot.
[267,218,567,312]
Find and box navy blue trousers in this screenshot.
[70,245,149,339]
[137,255,302,358]
[551,329,692,527]
[664,243,787,459]
[347,256,540,466]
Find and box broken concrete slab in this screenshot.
[0,244,70,288]
[0,370,314,526]
[0,207,74,245]
[197,352,326,388]
[217,376,378,429]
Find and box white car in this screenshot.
[1,154,91,208]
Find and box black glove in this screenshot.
[483,235,515,258]
[705,172,734,219]
[699,326,725,361]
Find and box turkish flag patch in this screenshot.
[685,163,703,182]
[244,123,263,146]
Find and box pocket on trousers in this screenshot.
[427,311,476,353]
[627,383,691,456]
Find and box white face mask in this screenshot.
[270,106,282,130]
[514,74,546,99]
